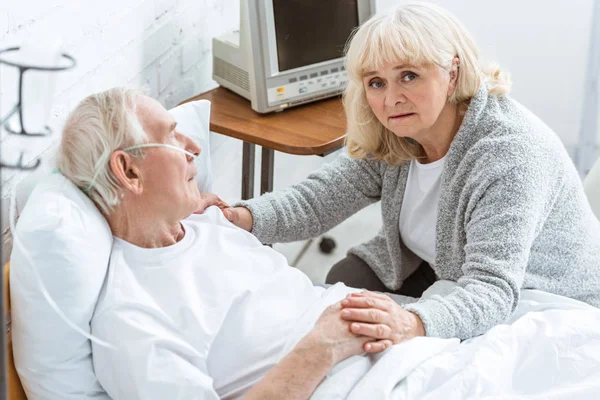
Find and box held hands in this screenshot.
[340,291,425,353]
[300,301,394,367]
[193,193,253,232]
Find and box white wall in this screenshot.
[378,0,596,153]
[0,0,596,263]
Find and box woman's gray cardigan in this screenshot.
[238,85,600,340]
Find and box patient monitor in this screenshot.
[212,0,376,113]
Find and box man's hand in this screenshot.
[340,291,425,353]
[193,193,230,214]
[246,300,384,400]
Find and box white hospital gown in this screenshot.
[91,207,358,400]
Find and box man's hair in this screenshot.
[57,87,147,215]
[343,2,512,165]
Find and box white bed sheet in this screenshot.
[311,282,600,400]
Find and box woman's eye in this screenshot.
[402,72,418,82]
[368,80,384,89]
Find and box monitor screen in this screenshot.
[272,0,359,72]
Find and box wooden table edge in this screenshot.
[211,122,346,155]
[180,88,347,156]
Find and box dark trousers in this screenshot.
[325,254,437,298]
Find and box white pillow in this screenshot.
[10,99,212,400]
[10,173,113,400]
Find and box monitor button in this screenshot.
[299,75,308,81]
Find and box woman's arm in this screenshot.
[340,157,556,341]
[403,160,552,339]
[235,153,384,244]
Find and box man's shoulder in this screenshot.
[185,206,231,227]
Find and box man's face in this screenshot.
[133,96,202,220]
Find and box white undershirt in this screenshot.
[399,156,447,266]
[91,207,360,400]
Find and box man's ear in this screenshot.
[110,151,144,195]
[448,57,460,97]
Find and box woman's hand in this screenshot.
[300,301,393,367]
[194,196,254,232]
[221,206,253,232]
[193,193,230,214]
[340,291,425,353]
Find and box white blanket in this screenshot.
[311,282,600,400]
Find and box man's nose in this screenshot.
[186,137,201,160]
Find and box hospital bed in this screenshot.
[5,103,600,398]
[4,264,27,400]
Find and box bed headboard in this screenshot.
[4,263,28,400]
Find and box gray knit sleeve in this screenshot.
[405,154,554,339]
[236,153,383,244]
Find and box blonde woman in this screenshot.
[220,2,600,343]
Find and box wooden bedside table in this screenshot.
[180,87,347,199]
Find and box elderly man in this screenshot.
[57,88,418,400]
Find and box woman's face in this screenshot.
[363,61,455,143]
[132,96,201,219]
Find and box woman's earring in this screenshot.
[120,192,125,199]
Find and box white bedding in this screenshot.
[312,282,600,400]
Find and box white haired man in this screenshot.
[58,88,413,400]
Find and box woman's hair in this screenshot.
[57,87,147,216]
[343,2,511,165]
